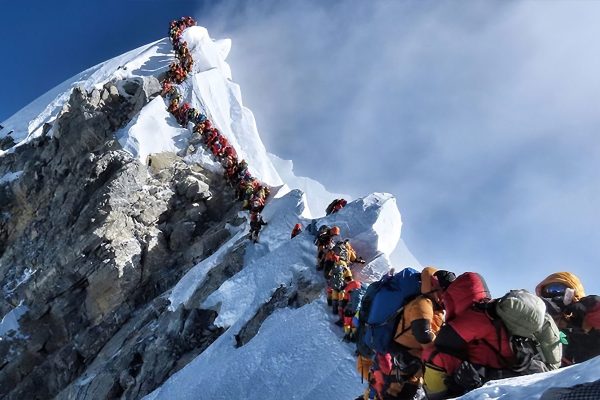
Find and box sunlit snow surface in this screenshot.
[456,356,600,400]
[116,97,190,163]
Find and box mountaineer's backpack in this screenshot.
[356,268,421,356]
[584,297,600,330]
[332,241,349,262]
[347,282,368,316]
[570,295,600,331]
[330,263,350,292]
[326,199,343,215]
[487,290,562,371]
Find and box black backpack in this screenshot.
[332,241,349,262]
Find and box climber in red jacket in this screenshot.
[422,272,514,400]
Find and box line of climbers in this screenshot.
[287,212,599,400]
[289,198,347,239]
[161,17,270,242]
[164,18,599,398]
[345,266,600,400]
[314,224,366,341]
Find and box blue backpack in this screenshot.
[357,268,421,356]
[347,282,368,316]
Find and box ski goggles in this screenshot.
[540,282,569,298]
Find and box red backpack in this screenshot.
[584,296,600,330]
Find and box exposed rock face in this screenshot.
[0,78,242,399]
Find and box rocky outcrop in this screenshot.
[234,278,322,348]
[0,78,242,399]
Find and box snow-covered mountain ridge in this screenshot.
[1,19,598,400]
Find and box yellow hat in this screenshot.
[535,272,585,301]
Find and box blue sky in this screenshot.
[1,1,599,296]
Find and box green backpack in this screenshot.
[495,289,562,369]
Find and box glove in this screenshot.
[453,361,483,392]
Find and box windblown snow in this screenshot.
[1,22,598,400]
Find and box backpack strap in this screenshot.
[393,324,411,340]
[474,303,513,369]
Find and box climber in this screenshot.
[168,62,186,83]
[161,81,173,96]
[187,108,199,124]
[249,195,265,214]
[329,260,352,316]
[241,179,259,209]
[248,186,269,213]
[236,160,249,183]
[422,272,515,400]
[205,129,219,147]
[248,212,267,243]
[314,225,340,272]
[168,96,181,114]
[175,103,191,125]
[224,158,239,183]
[342,278,367,342]
[325,198,348,215]
[223,145,237,159]
[291,223,303,239]
[423,271,563,400]
[337,274,362,332]
[536,272,600,365]
[323,239,365,285]
[210,140,222,157]
[357,269,454,400]
[184,16,196,27]
[387,268,454,399]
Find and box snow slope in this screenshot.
[4,21,596,400]
[457,356,600,400]
[116,97,190,163]
[153,190,401,400]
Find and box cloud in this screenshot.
[199,1,600,295]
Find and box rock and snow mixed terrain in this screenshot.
[0,22,598,400]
